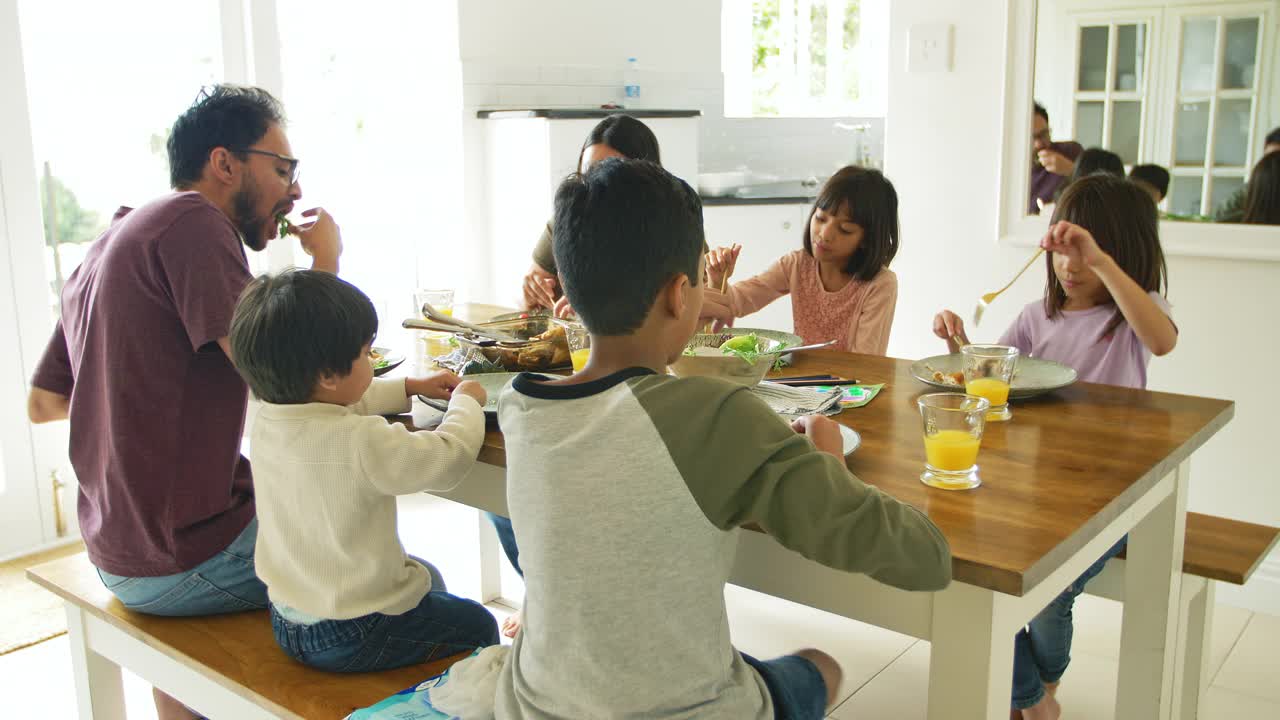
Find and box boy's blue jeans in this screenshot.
[1011,537,1127,710]
[269,559,499,672]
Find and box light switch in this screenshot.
[908,23,953,72]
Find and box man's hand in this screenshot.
[1036,149,1076,177]
[294,207,342,273]
[521,265,559,310]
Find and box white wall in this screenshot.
[886,0,1280,613]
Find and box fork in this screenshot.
[973,247,1044,326]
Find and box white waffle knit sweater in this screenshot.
[251,377,484,619]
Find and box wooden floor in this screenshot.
[4,494,1277,719]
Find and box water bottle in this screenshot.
[623,57,641,106]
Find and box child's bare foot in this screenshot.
[795,648,843,708]
[501,609,523,638]
[1020,693,1060,720]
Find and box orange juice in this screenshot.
[924,430,981,471]
[571,347,591,372]
[965,377,1010,406]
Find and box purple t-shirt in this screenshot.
[997,292,1173,389]
[31,192,255,577]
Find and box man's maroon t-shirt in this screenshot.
[32,192,256,576]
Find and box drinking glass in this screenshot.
[414,289,456,362]
[918,392,991,490]
[566,323,591,373]
[961,344,1019,422]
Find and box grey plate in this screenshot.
[909,354,1078,400]
[371,347,405,377]
[417,372,520,416]
[840,424,861,456]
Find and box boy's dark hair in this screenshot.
[577,114,662,169]
[802,166,899,281]
[1265,126,1280,147]
[1047,175,1167,340]
[1129,164,1170,197]
[1242,152,1280,225]
[1034,102,1049,123]
[229,270,378,404]
[553,159,703,336]
[168,85,286,190]
[1071,147,1126,181]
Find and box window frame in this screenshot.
[1066,11,1161,166]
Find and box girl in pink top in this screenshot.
[701,166,900,354]
[932,174,1176,720]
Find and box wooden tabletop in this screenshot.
[415,306,1236,596]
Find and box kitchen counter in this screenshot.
[700,179,820,206]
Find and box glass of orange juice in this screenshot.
[961,344,1019,422]
[918,392,991,490]
[566,323,591,373]
[414,289,456,362]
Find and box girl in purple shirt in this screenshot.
[932,174,1177,719]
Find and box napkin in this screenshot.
[750,382,845,417]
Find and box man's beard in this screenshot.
[231,177,270,252]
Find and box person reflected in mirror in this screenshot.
[1241,152,1280,225]
[1214,127,1280,222]
[1129,164,1170,206]
[1044,148,1124,213]
[1029,102,1083,214]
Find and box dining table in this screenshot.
[397,306,1233,719]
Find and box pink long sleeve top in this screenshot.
[713,250,898,355]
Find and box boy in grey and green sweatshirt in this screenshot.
[494,159,951,719]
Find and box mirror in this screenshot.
[1028,0,1279,224]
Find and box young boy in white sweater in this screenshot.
[228,270,499,671]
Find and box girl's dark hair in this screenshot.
[1241,152,1280,225]
[168,85,286,189]
[802,166,899,281]
[576,114,662,169]
[1046,174,1168,339]
[229,270,378,404]
[1071,147,1126,182]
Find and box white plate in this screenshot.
[417,372,520,416]
[909,353,1078,400]
[840,424,861,456]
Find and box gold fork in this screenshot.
[973,247,1044,326]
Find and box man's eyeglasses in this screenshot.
[232,148,300,186]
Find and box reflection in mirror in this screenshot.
[1031,0,1279,225]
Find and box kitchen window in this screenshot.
[722,0,889,118]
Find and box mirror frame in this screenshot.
[998,0,1280,262]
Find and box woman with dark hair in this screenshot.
[1241,151,1280,225]
[520,114,662,310]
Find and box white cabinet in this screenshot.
[703,204,811,335]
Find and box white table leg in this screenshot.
[65,603,126,720]
[1173,576,1213,720]
[477,509,503,604]
[1117,461,1189,720]
[927,582,1015,720]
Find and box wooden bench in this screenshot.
[26,553,468,720]
[1086,512,1280,720]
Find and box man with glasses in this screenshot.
[26,84,341,720]
[1029,102,1083,214]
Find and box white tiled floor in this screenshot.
[3,495,1277,718]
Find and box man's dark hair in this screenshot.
[1129,164,1170,197]
[577,114,662,169]
[1034,102,1049,123]
[168,85,286,190]
[552,159,704,336]
[802,166,899,280]
[1265,126,1280,147]
[229,270,378,404]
